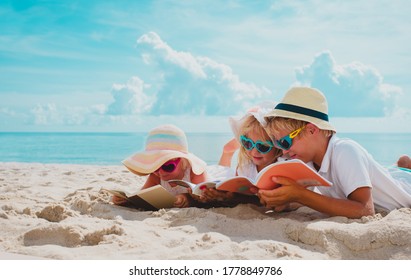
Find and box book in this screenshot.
[168,159,332,196]
[101,184,176,211]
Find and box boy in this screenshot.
[261,87,411,218]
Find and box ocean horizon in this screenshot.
[0,132,410,167]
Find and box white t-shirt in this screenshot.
[237,161,259,181]
[316,135,411,211]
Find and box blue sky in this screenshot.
[1,0,410,132]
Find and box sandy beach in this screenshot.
[1,161,410,260]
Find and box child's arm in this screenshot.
[141,173,161,189]
[111,195,128,205]
[258,176,375,218]
[218,138,240,167]
[174,194,191,208]
[191,170,207,184]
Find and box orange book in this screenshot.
[169,159,331,196]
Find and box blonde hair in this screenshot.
[266,117,334,139]
[238,115,282,168]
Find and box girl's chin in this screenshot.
[253,158,270,166]
[159,174,176,181]
[161,173,183,181]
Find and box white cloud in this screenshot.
[332,117,411,133]
[129,31,273,115]
[4,34,410,133]
[30,103,62,125]
[295,51,407,118]
[107,76,154,115]
[137,32,207,79]
[90,104,107,115]
[28,103,104,127]
[0,107,21,127]
[0,107,17,117]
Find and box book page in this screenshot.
[102,188,160,211]
[167,179,195,189]
[256,159,331,190]
[137,185,176,209]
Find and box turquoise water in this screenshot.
[0,132,232,165]
[0,132,410,166]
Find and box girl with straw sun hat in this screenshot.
[112,124,207,208]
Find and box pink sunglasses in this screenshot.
[155,158,181,173]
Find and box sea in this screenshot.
[0,132,410,166]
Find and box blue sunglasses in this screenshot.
[240,135,273,154]
[274,126,305,150]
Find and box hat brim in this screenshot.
[265,109,336,132]
[122,150,207,176]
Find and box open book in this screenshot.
[101,184,176,211]
[169,159,332,196]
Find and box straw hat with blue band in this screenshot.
[122,124,207,176]
[265,87,336,132]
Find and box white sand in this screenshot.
[0,162,410,260]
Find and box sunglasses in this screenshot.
[274,126,305,150]
[240,135,273,154]
[156,158,181,173]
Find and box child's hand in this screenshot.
[258,176,304,209]
[111,195,127,205]
[201,188,234,202]
[219,138,241,167]
[222,138,241,154]
[248,186,259,194]
[174,194,190,208]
